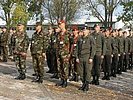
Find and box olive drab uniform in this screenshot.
[128,35,133,69]
[117,36,124,74]
[91,32,106,85]
[77,34,96,91]
[30,31,48,82]
[46,32,58,74]
[111,36,119,77]
[0,31,8,62]
[123,36,131,72]
[14,32,29,79]
[57,31,70,87]
[102,36,113,80]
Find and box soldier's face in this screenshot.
[73,30,78,36]
[83,29,89,36]
[36,25,41,31]
[2,28,7,32]
[105,30,110,37]
[95,26,100,32]
[118,30,123,36]
[56,28,61,32]
[17,25,24,31]
[79,31,83,36]
[59,23,65,29]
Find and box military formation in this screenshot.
[0,21,133,92]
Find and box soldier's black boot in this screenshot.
[78,81,86,90]
[69,74,76,81]
[74,74,79,82]
[83,81,89,92]
[32,75,39,82]
[95,76,99,85]
[56,79,64,86]
[38,77,43,83]
[20,73,26,80]
[102,73,107,80]
[15,74,22,80]
[51,73,59,79]
[90,76,96,84]
[62,79,67,88]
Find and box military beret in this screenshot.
[94,24,99,28]
[2,26,7,29]
[71,25,78,31]
[17,22,24,26]
[58,20,65,24]
[36,22,42,26]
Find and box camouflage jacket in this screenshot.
[14,32,29,54]
[30,31,48,55]
[0,32,8,46]
[57,31,70,59]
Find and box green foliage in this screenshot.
[118,1,133,22]
[11,1,30,26]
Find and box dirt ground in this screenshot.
[0,56,133,100]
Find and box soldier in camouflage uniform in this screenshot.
[69,26,79,82]
[10,28,17,61]
[56,20,70,88]
[0,26,8,62]
[14,23,29,80]
[30,22,48,83]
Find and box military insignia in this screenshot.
[60,41,63,44]
[83,41,85,43]
[74,44,77,46]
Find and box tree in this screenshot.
[118,1,133,29]
[11,1,30,26]
[0,0,34,28]
[0,0,16,28]
[43,0,80,24]
[82,0,122,28]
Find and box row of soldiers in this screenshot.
[45,21,133,92]
[0,21,132,92]
[0,26,16,62]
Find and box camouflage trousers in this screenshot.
[58,55,69,80]
[32,54,45,78]
[15,55,26,74]
[1,46,8,61]
[69,56,79,76]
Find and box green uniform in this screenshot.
[117,36,124,74]
[91,32,106,85]
[14,32,29,75]
[77,35,96,83]
[30,31,48,79]
[123,37,131,71]
[102,36,112,80]
[0,31,8,62]
[46,32,58,73]
[111,36,119,77]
